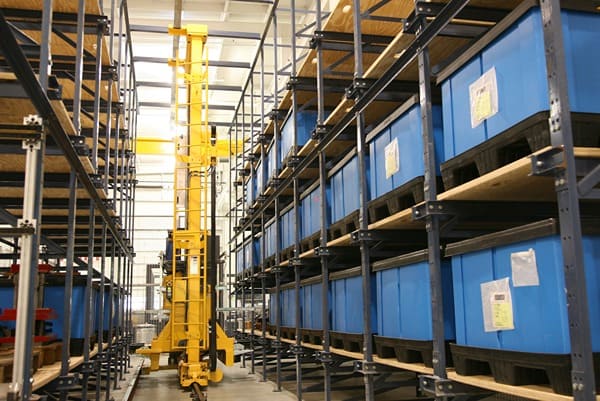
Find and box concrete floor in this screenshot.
[132,362,297,401]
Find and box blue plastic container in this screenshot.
[440,7,600,160]
[369,98,444,200]
[236,245,244,274]
[281,285,298,327]
[95,286,119,335]
[374,251,455,341]
[267,140,279,185]
[448,219,600,353]
[330,268,376,334]
[280,206,297,251]
[330,153,370,224]
[300,182,330,240]
[242,238,260,271]
[301,278,323,330]
[280,110,318,165]
[0,285,15,330]
[264,217,277,260]
[245,176,256,208]
[45,282,97,340]
[256,158,266,197]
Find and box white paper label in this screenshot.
[511,248,540,287]
[190,256,199,275]
[469,67,499,128]
[481,278,514,332]
[384,138,399,179]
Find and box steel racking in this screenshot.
[229,1,600,401]
[0,0,137,400]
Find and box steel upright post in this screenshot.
[289,1,303,399]
[272,10,283,392]
[417,25,447,398]
[4,1,51,399]
[83,15,106,401]
[540,1,596,399]
[259,47,268,383]
[350,1,375,399]
[250,77,256,375]
[314,0,331,398]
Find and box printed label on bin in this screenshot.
[469,67,499,128]
[481,278,514,332]
[384,138,399,179]
[511,248,540,287]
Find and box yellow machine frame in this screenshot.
[137,24,234,389]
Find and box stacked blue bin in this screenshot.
[280,110,318,166]
[446,219,600,394]
[373,250,454,366]
[237,238,259,274]
[263,217,277,261]
[368,96,444,200]
[330,267,377,351]
[266,139,279,186]
[300,181,329,241]
[95,285,120,342]
[244,176,256,209]
[300,277,323,332]
[44,277,97,355]
[0,283,15,332]
[280,205,297,253]
[330,152,369,224]
[439,6,600,161]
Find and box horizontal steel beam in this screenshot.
[139,101,235,111]
[133,56,250,69]
[130,24,261,40]
[136,80,241,92]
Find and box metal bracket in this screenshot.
[269,108,285,121]
[353,360,377,375]
[97,17,109,34]
[289,344,306,357]
[71,136,90,156]
[350,229,403,243]
[311,124,328,141]
[268,178,281,189]
[56,374,80,390]
[419,375,490,398]
[289,258,304,267]
[271,265,286,274]
[314,246,331,257]
[103,198,115,210]
[80,361,96,374]
[271,340,283,350]
[22,114,43,127]
[286,76,300,90]
[412,201,452,220]
[17,218,36,234]
[287,155,302,168]
[345,78,370,100]
[530,146,565,176]
[314,350,333,364]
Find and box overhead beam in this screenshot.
[133,56,250,69]
[136,81,241,92]
[139,102,235,111]
[130,24,260,40]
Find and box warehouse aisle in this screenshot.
[132,362,297,401]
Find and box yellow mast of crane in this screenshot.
[137,24,234,394]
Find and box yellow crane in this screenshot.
[137,24,235,399]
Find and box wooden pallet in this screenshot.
[367,176,429,224]
[451,343,600,396]
[374,336,452,368]
[329,331,363,353]
[441,112,600,190]
[328,210,360,240]
[301,329,323,346]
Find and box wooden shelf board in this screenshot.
[447,371,591,401]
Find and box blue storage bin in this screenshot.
[95,286,119,335]
[368,98,444,200]
[266,139,279,185]
[301,278,324,330]
[280,206,297,250]
[280,110,318,165]
[447,219,600,354]
[245,176,256,208]
[256,158,266,197]
[235,245,244,274]
[264,217,277,260]
[330,268,376,334]
[300,182,330,240]
[45,281,97,340]
[242,238,260,271]
[0,285,15,330]
[440,7,600,160]
[374,251,454,341]
[281,285,298,327]
[330,153,370,224]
